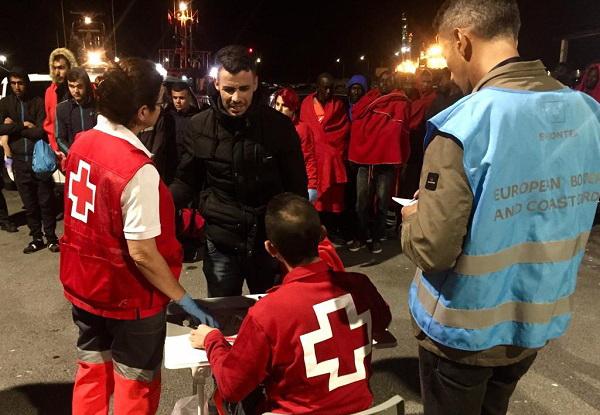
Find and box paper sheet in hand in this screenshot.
[164,334,208,369]
[392,197,417,207]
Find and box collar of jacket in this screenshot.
[474,59,547,92]
[275,259,331,287]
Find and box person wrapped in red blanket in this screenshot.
[348,71,411,253]
[190,193,391,414]
[299,73,350,214]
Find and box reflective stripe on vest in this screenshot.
[409,86,600,351]
[454,231,590,276]
[413,270,572,329]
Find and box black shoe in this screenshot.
[347,240,366,252]
[23,240,46,254]
[47,241,60,253]
[370,241,383,254]
[0,222,18,233]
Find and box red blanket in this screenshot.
[578,63,600,103]
[349,89,411,165]
[409,91,437,131]
[300,94,350,211]
[295,121,318,189]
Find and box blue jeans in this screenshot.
[355,165,395,242]
[203,239,280,297]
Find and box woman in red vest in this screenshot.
[60,58,217,415]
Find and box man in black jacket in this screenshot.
[168,81,202,164]
[0,68,58,253]
[56,67,97,155]
[170,45,308,296]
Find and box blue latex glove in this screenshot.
[177,293,220,328]
[308,188,318,203]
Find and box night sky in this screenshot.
[1,0,599,83]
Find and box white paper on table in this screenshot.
[392,197,418,207]
[164,334,208,369]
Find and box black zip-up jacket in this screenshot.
[56,97,97,153]
[0,94,46,161]
[138,108,178,185]
[167,105,201,163]
[170,91,308,255]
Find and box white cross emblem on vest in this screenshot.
[68,160,97,223]
[300,293,372,391]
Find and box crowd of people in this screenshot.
[1,0,600,414]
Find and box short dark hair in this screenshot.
[66,67,90,84]
[53,54,71,67]
[97,57,162,126]
[171,81,189,93]
[265,193,321,266]
[433,0,521,40]
[317,72,334,83]
[215,45,256,75]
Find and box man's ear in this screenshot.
[214,77,220,91]
[319,225,327,242]
[136,105,150,125]
[264,240,279,258]
[455,28,472,62]
[253,74,259,92]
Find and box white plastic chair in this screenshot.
[262,394,405,415]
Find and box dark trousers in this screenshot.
[418,346,537,415]
[203,239,280,297]
[356,165,395,242]
[13,158,56,241]
[0,178,8,224]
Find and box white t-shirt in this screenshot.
[94,115,162,241]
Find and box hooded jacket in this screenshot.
[0,69,46,160]
[170,87,308,254]
[43,48,78,151]
[166,84,203,162]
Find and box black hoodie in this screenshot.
[0,69,46,161]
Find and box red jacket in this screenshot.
[44,84,59,151]
[299,94,350,202]
[295,121,318,190]
[318,237,345,272]
[409,90,437,131]
[60,129,182,319]
[349,89,411,165]
[205,260,391,414]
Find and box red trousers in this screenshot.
[71,306,166,415]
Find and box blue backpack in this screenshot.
[32,139,57,179]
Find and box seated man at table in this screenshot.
[190,192,391,414]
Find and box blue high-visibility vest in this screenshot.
[409,86,600,351]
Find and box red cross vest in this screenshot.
[60,129,182,320]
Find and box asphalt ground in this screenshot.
[0,188,599,415]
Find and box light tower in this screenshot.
[168,1,199,69]
[400,13,413,62]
